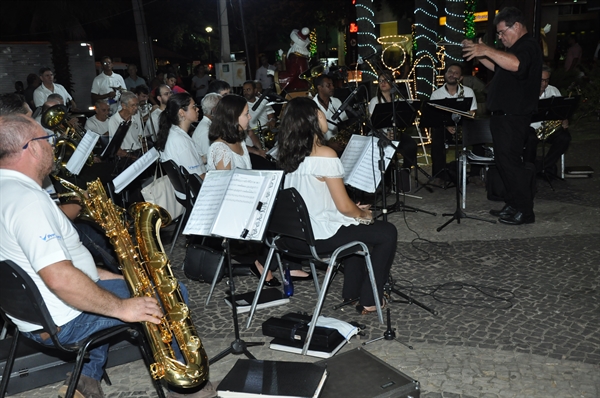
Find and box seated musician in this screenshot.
[0,114,217,398]
[275,97,397,314]
[429,63,478,185]
[523,65,571,176]
[155,93,207,192]
[107,91,148,160]
[242,80,275,169]
[192,93,222,165]
[312,74,348,154]
[368,71,418,169]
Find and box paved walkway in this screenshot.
[7,119,599,397]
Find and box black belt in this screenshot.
[490,110,507,116]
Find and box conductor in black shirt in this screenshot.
[462,7,542,225]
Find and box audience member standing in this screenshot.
[91,56,126,115]
[191,65,211,102]
[124,64,146,91]
[255,55,275,92]
[33,67,77,110]
[564,35,583,72]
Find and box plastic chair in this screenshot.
[160,160,193,255]
[246,188,384,355]
[460,118,495,209]
[0,260,165,398]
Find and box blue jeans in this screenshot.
[24,279,189,380]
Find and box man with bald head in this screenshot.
[0,114,163,398]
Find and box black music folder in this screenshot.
[217,359,327,398]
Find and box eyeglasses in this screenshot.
[541,78,550,83]
[102,61,112,65]
[496,25,513,37]
[22,134,56,150]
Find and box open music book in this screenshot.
[183,169,284,241]
[65,131,100,175]
[340,134,398,193]
[112,148,159,193]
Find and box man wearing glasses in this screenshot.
[462,7,542,225]
[107,91,147,160]
[91,56,126,115]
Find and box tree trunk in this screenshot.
[444,0,466,63]
[414,0,439,98]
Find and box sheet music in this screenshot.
[112,148,159,193]
[211,172,265,239]
[341,135,397,193]
[266,145,279,160]
[183,170,231,236]
[244,172,283,240]
[65,131,100,175]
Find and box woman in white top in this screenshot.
[277,97,397,313]
[155,93,207,179]
[207,94,252,170]
[368,71,418,169]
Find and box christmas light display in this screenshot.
[413,0,439,98]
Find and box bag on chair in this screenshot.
[183,244,225,283]
[141,163,184,219]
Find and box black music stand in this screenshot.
[531,96,580,189]
[427,101,496,232]
[100,121,131,162]
[371,100,435,218]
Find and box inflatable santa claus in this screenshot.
[277,27,311,93]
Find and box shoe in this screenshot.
[498,211,535,225]
[291,272,313,282]
[58,373,103,398]
[249,263,281,287]
[356,298,386,315]
[489,205,517,217]
[167,380,218,398]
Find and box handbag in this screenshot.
[141,163,184,219]
[183,243,225,283]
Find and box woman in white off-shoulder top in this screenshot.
[277,97,398,313]
[206,94,252,171]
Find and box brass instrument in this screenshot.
[55,177,209,388]
[536,120,562,140]
[42,105,94,174]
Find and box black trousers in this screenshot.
[490,114,535,215]
[523,127,571,173]
[278,220,397,306]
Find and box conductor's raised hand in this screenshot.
[462,38,488,61]
[118,296,163,324]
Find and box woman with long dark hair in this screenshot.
[277,97,397,314]
[155,92,206,181]
[207,94,252,170]
[368,71,417,169]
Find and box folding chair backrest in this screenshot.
[0,260,58,336]
[179,166,202,203]
[462,118,493,147]
[267,188,317,246]
[160,160,188,205]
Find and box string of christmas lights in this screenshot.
[413,0,439,98]
[465,0,477,39]
[443,0,465,62]
[309,29,317,58]
[355,0,377,78]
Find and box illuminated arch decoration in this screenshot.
[407,54,438,100]
[378,35,410,72]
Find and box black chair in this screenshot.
[0,260,165,398]
[160,160,193,256]
[460,118,495,209]
[246,188,384,355]
[179,166,203,206]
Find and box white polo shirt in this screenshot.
[33,83,73,107]
[108,111,145,151]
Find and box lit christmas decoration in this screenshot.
[309,29,317,58]
[413,0,439,98]
[465,0,477,39]
[355,0,377,78]
[443,0,465,62]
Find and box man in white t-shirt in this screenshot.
[243,80,276,131]
[429,63,478,184]
[0,114,162,398]
[255,55,276,91]
[523,65,570,174]
[91,56,126,115]
[191,65,211,101]
[85,99,111,136]
[33,67,77,110]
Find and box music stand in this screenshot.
[370,100,435,217]
[100,121,131,162]
[426,101,496,232]
[531,96,580,188]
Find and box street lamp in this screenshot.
[205,26,213,66]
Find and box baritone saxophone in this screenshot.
[57,177,208,388]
